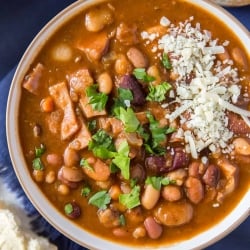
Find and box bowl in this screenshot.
[211,0,250,6]
[6,0,250,249]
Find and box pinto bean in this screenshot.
[46,153,63,166]
[58,168,79,189]
[166,168,187,186]
[154,201,193,226]
[162,185,182,202]
[98,72,113,94]
[202,164,220,187]
[130,163,146,183]
[63,146,80,167]
[97,208,120,228]
[233,137,250,155]
[141,184,160,210]
[188,161,206,178]
[127,47,148,68]
[144,216,163,239]
[185,177,204,204]
[60,166,84,182]
[113,227,130,237]
[120,74,146,106]
[85,5,113,32]
[114,54,133,75]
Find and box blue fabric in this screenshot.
[0,1,249,249]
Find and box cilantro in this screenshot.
[145,176,176,190]
[133,68,155,82]
[114,107,140,133]
[88,190,111,209]
[64,203,73,215]
[81,186,91,197]
[87,120,97,132]
[162,53,172,69]
[119,185,141,209]
[86,84,108,111]
[32,158,44,170]
[119,214,126,226]
[146,82,172,102]
[80,158,93,172]
[112,140,130,180]
[35,144,46,157]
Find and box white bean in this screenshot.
[98,72,113,94]
[141,184,160,210]
[233,137,250,155]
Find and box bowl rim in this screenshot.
[6,0,250,249]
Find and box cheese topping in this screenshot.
[141,17,249,158]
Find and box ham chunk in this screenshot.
[76,31,110,61]
[69,117,92,150]
[22,63,44,95]
[68,68,107,118]
[49,82,79,140]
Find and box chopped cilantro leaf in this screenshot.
[32,158,44,170]
[119,185,141,209]
[88,190,111,209]
[35,144,45,157]
[146,82,172,102]
[86,84,108,111]
[133,68,155,82]
[112,88,133,115]
[89,129,115,151]
[119,214,126,226]
[114,107,140,133]
[146,176,176,190]
[81,186,91,197]
[87,120,97,132]
[80,158,93,171]
[64,203,73,215]
[162,53,172,69]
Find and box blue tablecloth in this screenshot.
[0,1,249,249]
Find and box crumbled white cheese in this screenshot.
[160,16,170,27]
[0,208,57,250]
[142,16,249,158]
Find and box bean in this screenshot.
[40,96,54,113]
[64,202,81,219]
[127,47,148,68]
[113,228,130,237]
[97,208,120,228]
[144,216,163,239]
[33,124,42,137]
[109,184,122,200]
[202,164,220,187]
[46,153,63,166]
[114,54,133,75]
[98,72,113,94]
[85,6,113,32]
[63,146,80,167]
[233,137,250,155]
[52,43,73,62]
[133,226,146,239]
[162,185,182,202]
[185,177,204,204]
[33,169,44,183]
[58,184,70,195]
[154,201,193,226]
[61,166,84,182]
[166,168,187,186]
[147,65,161,85]
[45,170,56,184]
[141,184,160,210]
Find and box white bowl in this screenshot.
[6,0,250,249]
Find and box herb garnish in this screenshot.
[86,84,108,111]
[133,68,155,82]
[162,53,172,69]
[88,190,111,209]
[146,82,172,102]
[119,185,141,209]
[32,144,45,170]
[145,176,176,190]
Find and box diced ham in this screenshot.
[76,31,110,61]
[116,22,139,46]
[22,63,44,95]
[69,117,92,150]
[49,82,79,140]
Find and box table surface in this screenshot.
[0,1,249,249]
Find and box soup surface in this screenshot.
[19,0,250,247]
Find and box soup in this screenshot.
[19,0,250,246]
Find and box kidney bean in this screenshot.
[144,216,163,239]
[170,147,190,171]
[202,164,220,187]
[154,201,193,226]
[120,74,146,106]
[130,163,146,183]
[145,155,166,174]
[64,202,81,219]
[185,176,204,204]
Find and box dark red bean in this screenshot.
[64,202,81,219]
[130,163,146,183]
[144,216,163,239]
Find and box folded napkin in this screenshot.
[0,68,249,250]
